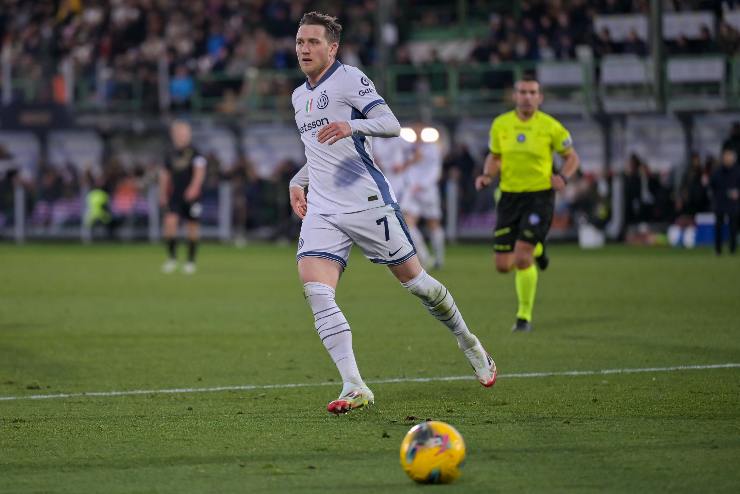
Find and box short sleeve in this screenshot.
[489,118,500,155]
[552,120,573,155]
[193,155,207,168]
[342,68,386,116]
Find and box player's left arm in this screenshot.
[185,156,207,201]
[550,122,580,192]
[317,70,400,145]
[317,104,400,145]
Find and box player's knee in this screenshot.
[514,255,533,270]
[494,257,513,273]
[303,282,335,304]
[495,263,511,274]
[402,270,442,304]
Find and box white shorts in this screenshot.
[296,204,416,269]
[400,185,442,220]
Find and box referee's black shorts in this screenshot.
[493,189,554,252]
[167,194,202,222]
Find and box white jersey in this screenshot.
[292,61,396,214]
[406,141,443,189]
[372,136,407,200]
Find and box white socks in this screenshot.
[303,282,364,387]
[402,270,477,350]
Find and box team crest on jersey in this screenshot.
[517,133,526,143]
[317,90,329,109]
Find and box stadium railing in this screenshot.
[9,56,740,119]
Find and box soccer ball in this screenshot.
[399,421,466,484]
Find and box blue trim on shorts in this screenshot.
[369,249,417,266]
[351,107,393,205]
[296,251,347,269]
[392,205,416,249]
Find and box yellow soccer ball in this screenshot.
[399,421,466,484]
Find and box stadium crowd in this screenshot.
[3,0,740,111]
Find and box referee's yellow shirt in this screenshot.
[489,110,573,193]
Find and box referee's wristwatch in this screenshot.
[557,173,568,184]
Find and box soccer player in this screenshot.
[159,120,207,274]
[399,123,446,269]
[288,12,497,415]
[372,135,407,204]
[475,75,580,332]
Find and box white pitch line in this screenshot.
[1,363,738,403]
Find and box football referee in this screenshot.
[475,75,580,332]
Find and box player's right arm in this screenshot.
[289,164,309,219]
[158,166,170,207]
[475,153,501,190]
[475,117,502,190]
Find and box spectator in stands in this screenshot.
[722,121,740,158]
[623,28,648,56]
[693,25,719,53]
[0,168,19,229]
[593,27,618,57]
[623,153,659,224]
[710,149,740,255]
[676,152,711,216]
[718,21,740,55]
[443,142,478,215]
[226,155,260,246]
[170,65,194,110]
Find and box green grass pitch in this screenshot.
[1,243,739,493]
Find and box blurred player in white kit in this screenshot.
[399,123,446,269]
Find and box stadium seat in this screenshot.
[692,113,740,158]
[47,130,104,171]
[241,124,305,180]
[667,57,726,111]
[537,62,595,115]
[0,131,41,177]
[599,55,657,113]
[191,126,238,171]
[611,115,687,172]
[559,118,606,174]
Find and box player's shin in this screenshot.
[515,264,538,321]
[166,238,177,260]
[187,240,198,263]
[303,282,364,387]
[401,270,476,350]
